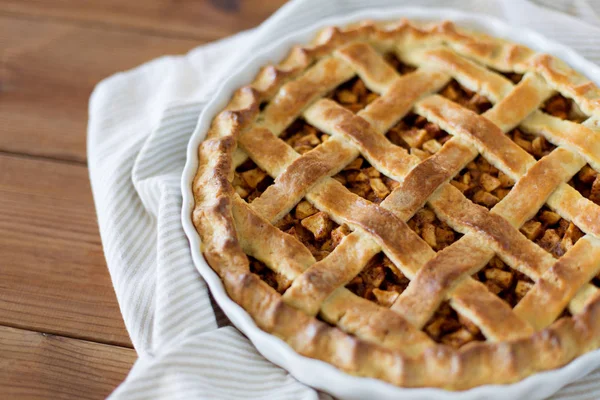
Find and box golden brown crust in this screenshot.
[416,95,533,178]
[283,232,377,315]
[384,138,476,221]
[305,99,416,179]
[250,136,356,222]
[514,236,600,330]
[429,184,554,279]
[192,19,600,390]
[360,69,450,133]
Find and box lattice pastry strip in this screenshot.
[400,46,514,103]
[521,112,600,172]
[515,235,600,329]
[232,56,356,168]
[514,121,600,327]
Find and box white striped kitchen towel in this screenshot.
[88,0,600,398]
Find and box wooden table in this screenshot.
[0,1,286,398]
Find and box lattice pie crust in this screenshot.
[192,20,600,389]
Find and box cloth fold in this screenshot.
[87,1,600,398]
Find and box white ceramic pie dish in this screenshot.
[181,7,600,399]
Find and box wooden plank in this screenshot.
[0,0,287,40]
[0,154,132,347]
[0,15,200,162]
[0,325,136,400]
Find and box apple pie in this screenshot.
[192,19,600,389]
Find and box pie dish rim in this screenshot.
[181,6,600,399]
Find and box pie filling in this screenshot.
[542,93,588,122]
[384,52,418,75]
[521,206,583,259]
[451,155,515,209]
[407,206,462,251]
[232,70,595,349]
[498,71,524,84]
[569,164,600,205]
[274,202,346,262]
[332,158,398,204]
[345,252,410,308]
[386,112,452,161]
[328,77,380,113]
[424,302,486,347]
[249,256,291,294]
[508,128,556,160]
[438,79,493,114]
[233,159,273,202]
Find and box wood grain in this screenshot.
[0,0,287,39]
[0,325,136,400]
[0,154,132,347]
[0,15,200,162]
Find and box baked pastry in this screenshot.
[192,19,600,389]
